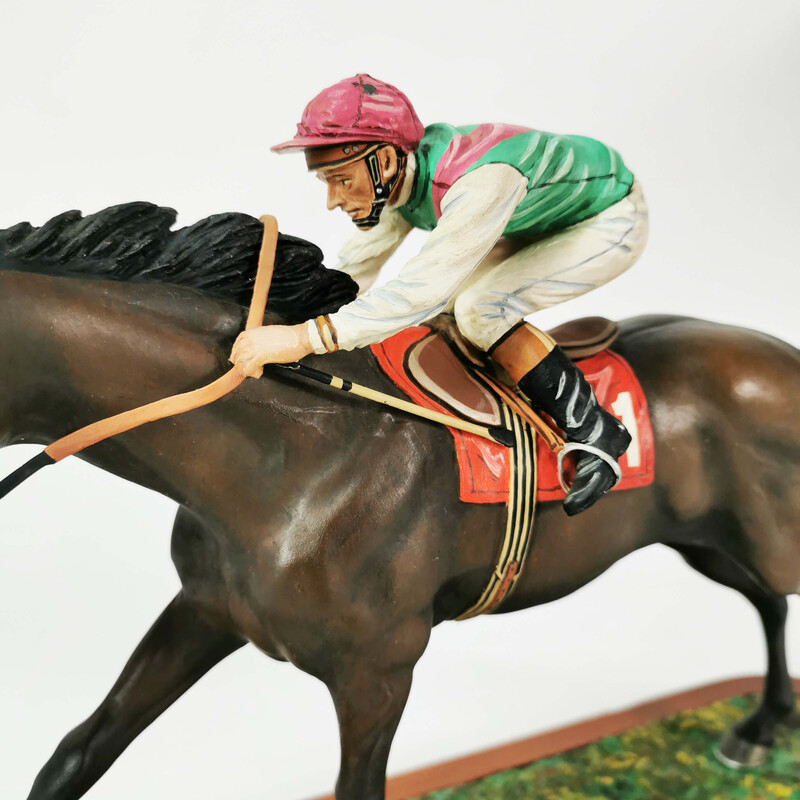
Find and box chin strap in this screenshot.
[354,149,406,230]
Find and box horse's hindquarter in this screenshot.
[501,316,800,612]
[613,316,800,594]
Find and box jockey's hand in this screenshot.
[229,324,313,379]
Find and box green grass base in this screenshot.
[417,694,800,800]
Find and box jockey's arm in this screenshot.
[336,208,413,294]
[229,164,527,377]
[307,163,528,354]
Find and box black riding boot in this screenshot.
[517,346,631,515]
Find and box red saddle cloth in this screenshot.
[371,326,655,504]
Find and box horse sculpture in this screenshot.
[1,203,798,800]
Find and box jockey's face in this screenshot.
[317,146,400,225]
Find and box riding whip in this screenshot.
[274,362,516,447]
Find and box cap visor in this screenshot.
[271,132,384,153]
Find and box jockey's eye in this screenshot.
[339,178,351,187]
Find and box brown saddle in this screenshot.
[410,316,618,426]
[547,316,619,360]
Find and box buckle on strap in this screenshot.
[556,443,623,494]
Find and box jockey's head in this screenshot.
[272,74,424,229]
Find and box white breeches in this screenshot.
[451,179,649,351]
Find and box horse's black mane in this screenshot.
[0,202,358,323]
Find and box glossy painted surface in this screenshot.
[1,263,798,799]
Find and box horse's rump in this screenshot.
[614,316,800,595]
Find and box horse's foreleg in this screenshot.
[331,661,414,800]
[672,544,797,767]
[323,616,431,800]
[26,592,245,800]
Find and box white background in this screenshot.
[1,2,799,799]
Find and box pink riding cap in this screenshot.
[271,74,425,154]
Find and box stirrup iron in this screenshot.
[557,442,623,494]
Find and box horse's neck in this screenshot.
[0,270,246,447]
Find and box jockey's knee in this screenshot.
[453,292,522,354]
[453,294,487,352]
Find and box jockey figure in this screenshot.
[231,74,649,515]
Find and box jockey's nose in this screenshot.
[326,182,342,211]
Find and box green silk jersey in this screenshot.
[397,123,634,236]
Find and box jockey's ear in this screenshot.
[377,145,399,183]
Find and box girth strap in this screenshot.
[456,404,537,620]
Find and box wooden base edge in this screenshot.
[310,676,800,800]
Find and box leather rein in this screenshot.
[0,215,278,498]
[0,215,566,503]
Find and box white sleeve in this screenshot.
[307,163,528,354]
[334,207,413,294]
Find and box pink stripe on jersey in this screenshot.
[431,124,532,219]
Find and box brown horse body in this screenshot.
[2,263,799,799]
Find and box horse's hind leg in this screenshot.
[26,592,244,800]
[671,544,797,768]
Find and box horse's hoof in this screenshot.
[714,728,770,769]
